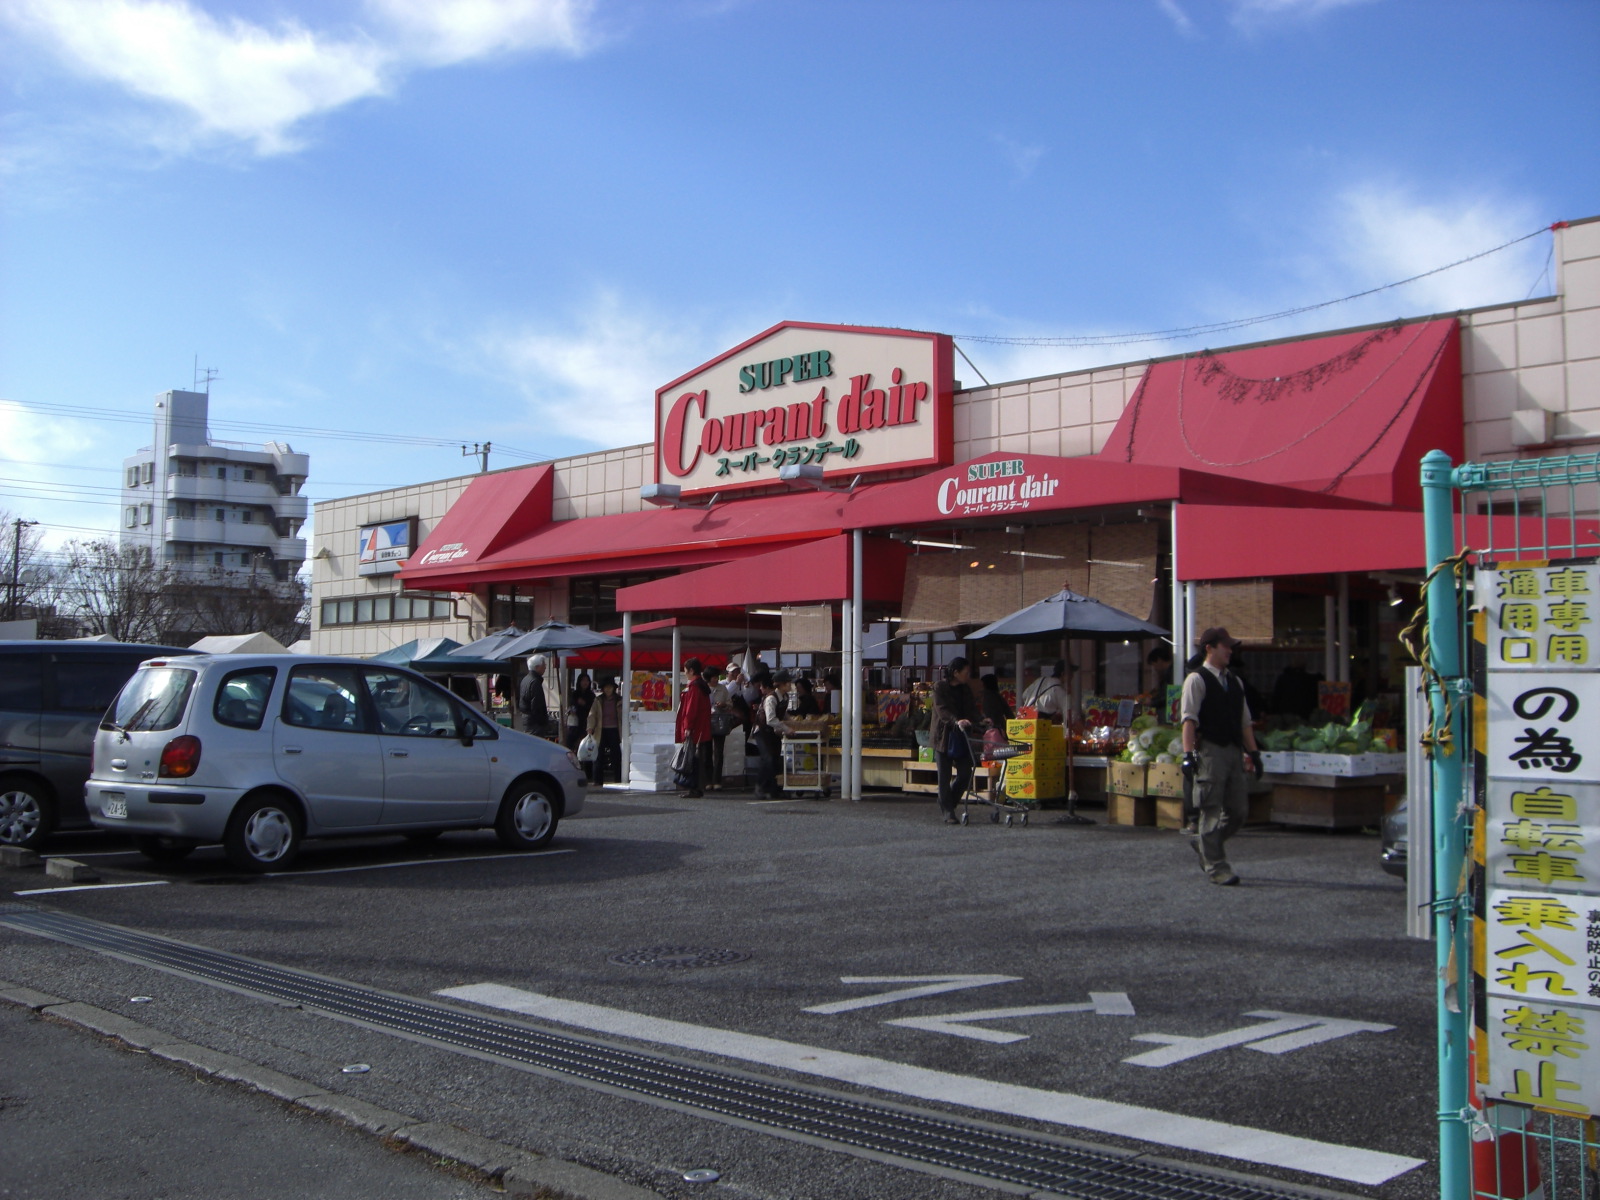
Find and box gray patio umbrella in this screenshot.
[371,637,506,673]
[967,587,1168,823]
[449,626,526,660]
[965,586,1167,642]
[487,620,622,659]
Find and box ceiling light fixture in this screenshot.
[908,538,975,550]
[1005,550,1065,560]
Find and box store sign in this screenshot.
[357,518,417,576]
[936,457,1063,518]
[655,322,953,495]
[1480,562,1600,1117]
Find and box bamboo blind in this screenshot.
[781,604,835,652]
[1086,524,1159,620]
[1192,579,1274,645]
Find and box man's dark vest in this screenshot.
[1195,668,1245,747]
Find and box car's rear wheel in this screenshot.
[495,778,559,851]
[0,775,52,851]
[133,835,197,864]
[224,794,302,872]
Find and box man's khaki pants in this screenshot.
[1195,739,1248,877]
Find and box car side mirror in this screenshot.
[459,727,475,747]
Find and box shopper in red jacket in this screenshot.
[675,657,713,797]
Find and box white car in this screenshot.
[87,654,586,871]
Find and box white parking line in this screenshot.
[439,982,1423,1187]
[266,849,573,878]
[16,880,172,896]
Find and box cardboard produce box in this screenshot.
[1260,750,1296,774]
[1369,752,1406,775]
[1005,756,1067,782]
[1006,719,1065,744]
[1109,793,1155,826]
[1145,762,1184,799]
[1005,776,1065,801]
[1296,752,1374,777]
[1155,797,1185,830]
[1108,760,1147,797]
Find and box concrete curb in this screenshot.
[0,980,660,1200]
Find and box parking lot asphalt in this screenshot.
[1,789,1432,1200]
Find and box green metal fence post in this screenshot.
[1421,449,1470,1198]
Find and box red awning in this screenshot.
[613,535,909,613]
[841,452,1380,531]
[1176,506,1600,582]
[402,463,553,575]
[1101,318,1462,509]
[401,479,869,590]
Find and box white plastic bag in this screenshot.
[577,733,599,763]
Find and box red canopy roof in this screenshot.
[1101,318,1461,509]
[614,534,909,613]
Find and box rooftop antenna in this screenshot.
[191,356,219,394]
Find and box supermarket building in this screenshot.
[309,217,1600,724]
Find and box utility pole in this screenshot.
[462,442,492,473]
[8,518,38,621]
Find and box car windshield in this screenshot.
[103,667,196,732]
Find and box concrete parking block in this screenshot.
[0,846,41,867]
[502,1158,665,1200]
[0,980,66,1010]
[44,857,99,882]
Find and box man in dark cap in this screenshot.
[1179,627,1262,886]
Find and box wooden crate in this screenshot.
[1108,793,1155,826]
[1270,781,1386,829]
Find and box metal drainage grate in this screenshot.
[1,906,1311,1200]
[606,946,752,970]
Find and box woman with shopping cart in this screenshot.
[930,657,983,825]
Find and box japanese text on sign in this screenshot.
[1482,560,1600,1117]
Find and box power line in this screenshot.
[952,223,1558,348]
[0,398,549,459]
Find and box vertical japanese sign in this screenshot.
[1480,562,1600,1116]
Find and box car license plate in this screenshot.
[101,794,127,819]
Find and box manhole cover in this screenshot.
[607,946,751,970]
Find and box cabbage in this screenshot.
[1131,750,1152,766]
[1155,753,1175,764]
[1166,737,1184,757]
[1138,729,1158,749]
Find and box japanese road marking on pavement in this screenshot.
[15,880,171,896]
[803,975,1020,1014]
[887,992,1135,1044]
[263,849,574,877]
[440,982,1423,1185]
[1123,1010,1395,1067]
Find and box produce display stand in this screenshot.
[824,745,913,789]
[1266,772,1399,829]
[902,761,997,794]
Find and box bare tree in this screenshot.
[57,539,182,643]
[0,509,47,622]
[166,567,309,646]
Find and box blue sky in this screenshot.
[2,0,1597,548]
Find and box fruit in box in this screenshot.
[1007,718,1065,743]
[1005,775,1064,800]
[1007,756,1065,781]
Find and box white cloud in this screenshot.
[472,293,752,447]
[1156,0,1198,37]
[991,133,1045,183]
[1316,183,1548,317]
[1,0,592,156]
[1229,0,1378,31]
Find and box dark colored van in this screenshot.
[0,641,198,849]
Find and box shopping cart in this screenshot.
[955,735,1034,827]
[780,729,830,798]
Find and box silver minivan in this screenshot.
[87,654,587,871]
